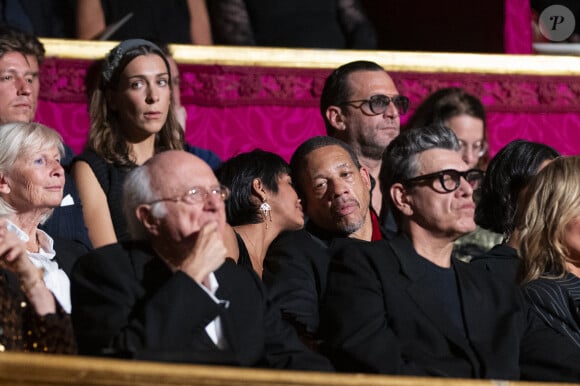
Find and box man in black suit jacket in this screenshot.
[71,150,332,371]
[321,125,580,381]
[263,136,391,347]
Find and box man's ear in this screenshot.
[136,204,160,235]
[326,105,347,132]
[0,173,11,194]
[390,183,413,216]
[359,166,372,190]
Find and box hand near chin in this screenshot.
[180,221,227,285]
[0,221,56,315]
[0,221,35,280]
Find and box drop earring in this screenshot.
[260,201,272,229]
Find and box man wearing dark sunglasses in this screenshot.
[320,60,408,232]
[321,125,580,381]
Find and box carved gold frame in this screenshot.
[41,38,580,76]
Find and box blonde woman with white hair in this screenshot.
[518,155,580,350]
[0,122,77,313]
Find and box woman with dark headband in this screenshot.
[72,39,184,248]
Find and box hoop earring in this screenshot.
[260,201,272,229]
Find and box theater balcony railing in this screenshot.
[10,38,577,386]
[0,351,573,386]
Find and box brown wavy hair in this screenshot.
[87,43,183,167]
[0,25,45,63]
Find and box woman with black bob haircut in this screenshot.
[471,139,560,283]
[216,149,304,277]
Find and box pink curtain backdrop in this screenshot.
[504,0,533,54]
[35,59,580,162]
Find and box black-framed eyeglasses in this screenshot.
[401,169,484,193]
[340,94,410,115]
[146,185,230,206]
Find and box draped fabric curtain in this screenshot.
[504,0,533,54]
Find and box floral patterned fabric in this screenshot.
[36,60,580,161]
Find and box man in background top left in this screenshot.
[0,25,91,251]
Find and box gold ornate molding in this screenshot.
[0,352,562,386]
[41,38,580,76]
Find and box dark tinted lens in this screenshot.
[368,95,410,115]
[393,96,410,114]
[368,95,390,114]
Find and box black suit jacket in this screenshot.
[522,273,580,349]
[263,226,331,337]
[263,220,392,338]
[71,241,332,371]
[52,236,87,276]
[321,233,580,381]
[470,243,521,284]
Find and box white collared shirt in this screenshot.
[7,221,71,313]
[196,272,229,349]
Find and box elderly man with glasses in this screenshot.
[321,60,409,231]
[70,150,333,371]
[321,125,580,381]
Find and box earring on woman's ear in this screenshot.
[260,200,272,229]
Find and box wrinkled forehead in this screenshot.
[304,146,356,176]
[149,157,219,195]
[416,148,467,175]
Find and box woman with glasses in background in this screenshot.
[404,87,488,170]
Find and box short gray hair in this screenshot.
[0,122,64,220]
[123,163,167,240]
[379,124,460,223]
